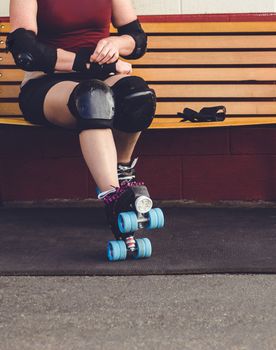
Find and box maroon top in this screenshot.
[37,0,112,53]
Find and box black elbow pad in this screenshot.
[117,19,147,60]
[5,28,57,73]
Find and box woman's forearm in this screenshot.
[55,48,76,71]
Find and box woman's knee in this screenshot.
[110,75,156,133]
[67,79,115,133]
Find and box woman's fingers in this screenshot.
[99,47,116,65]
[94,47,110,63]
[91,40,120,65]
[90,41,107,62]
[105,50,120,65]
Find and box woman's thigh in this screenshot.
[43,81,78,129]
[43,81,79,129]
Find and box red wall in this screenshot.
[1,126,276,203]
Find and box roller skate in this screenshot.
[98,181,165,262]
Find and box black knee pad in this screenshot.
[67,79,115,132]
[111,76,156,133]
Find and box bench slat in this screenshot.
[150,116,276,128]
[0,23,9,33]
[2,22,276,34]
[2,101,276,116]
[0,85,20,98]
[0,103,21,115]
[0,52,13,65]
[136,51,276,65]
[134,68,276,81]
[2,68,276,83]
[0,117,37,126]
[148,35,276,49]
[0,69,24,81]
[3,35,276,50]
[2,84,276,99]
[1,116,276,129]
[156,101,276,115]
[141,22,276,33]
[153,84,276,98]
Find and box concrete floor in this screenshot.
[0,275,276,350]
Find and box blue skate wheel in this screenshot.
[118,211,138,234]
[107,240,127,262]
[147,208,165,230]
[155,208,165,228]
[142,238,152,258]
[134,238,152,259]
[118,240,128,260]
[129,212,139,232]
[147,209,158,230]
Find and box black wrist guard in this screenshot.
[72,48,94,72]
[73,47,117,79]
[89,62,117,79]
[117,19,147,60]
[5,28,57,73]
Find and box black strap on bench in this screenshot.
[178,106,226,123]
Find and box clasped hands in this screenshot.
[85,37,132,75]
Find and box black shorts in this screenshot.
[18,72,110,127]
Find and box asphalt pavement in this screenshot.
[0,275,276,350]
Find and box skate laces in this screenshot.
[97,188,117,201]
[117,158,138,181]
[99,181,144,205]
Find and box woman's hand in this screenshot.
[115,59,132,75]
[90,37,120,65]
[90,37,132,75]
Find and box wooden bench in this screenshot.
[1,19,276,129]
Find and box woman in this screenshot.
[7,0,157,256]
